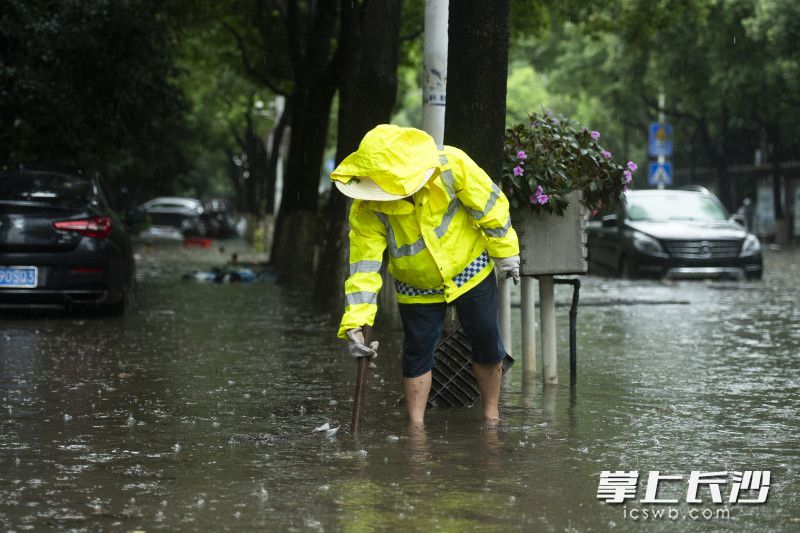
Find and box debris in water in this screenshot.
[63,413,72,422]
[172,443,181,453]
[313,422,330,432]
[325,426,340,438]
[386,435,400,443]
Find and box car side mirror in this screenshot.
[730,214,746,227]
[601,214,618,227]
[125,207,145,226]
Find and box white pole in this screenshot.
[420,0,451,329]
[539,275,557,384]
[498,275,512,357]
[422,0,448,148]
[657,89,666,190]
[520,276,536,380]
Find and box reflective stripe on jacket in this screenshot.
[337,145,519,339]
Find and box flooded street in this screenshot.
[2,242,799,531]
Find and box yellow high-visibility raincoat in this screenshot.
[334,130,519,339]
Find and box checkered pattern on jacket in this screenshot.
[393,251,491,296]
[452,251,490,288]
[393,280,445,297]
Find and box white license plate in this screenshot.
[0,266,38,288]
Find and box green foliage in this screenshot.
[0,0,189,202]
[173,21,278,200]
[502,112,635,215]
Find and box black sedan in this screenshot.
[0,168,137,313]
[587,189,763,280]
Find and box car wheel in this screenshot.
[102,296,127,317]
[619,254,638,279]
[102,259,135,317]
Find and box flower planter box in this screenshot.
[512,190,588,276]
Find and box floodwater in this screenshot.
[1,242,799,531]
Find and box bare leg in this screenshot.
[403,371,432,426]
[472,361,502,421]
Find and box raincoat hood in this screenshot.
[330,124,440,201]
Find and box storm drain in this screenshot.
[427,328,515,407]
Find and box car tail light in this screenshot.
[53,216,112,239]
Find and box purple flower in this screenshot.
[623,170,633,183]
[530,121,539,128]
[590,130,601,140]
[627,161,638,172]
[623,185,629,192]
[530,185,549,205]
[516,150,527,160]
[601,150,612,158]
[513,165,524,177]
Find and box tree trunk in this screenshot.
[264,104,289,215]
[225,147,246,211]
[314,0,403,309]
[767,123,790,244]
[715,105,733,210]
[271,0,339,282]
[444,0,510,180]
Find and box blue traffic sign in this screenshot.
[648,123,673,157]
[648,162,673,186]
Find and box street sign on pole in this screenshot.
[648,162,673,187]
[648,123,673,157]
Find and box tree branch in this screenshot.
[223,21,289,96]
[641,95,702,122]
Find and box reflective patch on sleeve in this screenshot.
[463,183,501,220]
[483,216,511,238]
[349,260,382,275]
[345,291,378,306]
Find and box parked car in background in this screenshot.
[0,167,136,313]
[202,198,239,238]
[139,196,206,240]
[587,188,763,280]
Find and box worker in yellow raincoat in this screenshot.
[331,124,520,426]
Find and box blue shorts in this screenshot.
[397,272,508,378]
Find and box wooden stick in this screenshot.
[350,325,372,434]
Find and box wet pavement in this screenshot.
[1,242,799,531]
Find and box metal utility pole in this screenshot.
[422,0,448,148]
[657,90,666,190]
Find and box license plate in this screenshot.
[0,266,38,288]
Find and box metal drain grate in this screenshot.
[427,328,515,407]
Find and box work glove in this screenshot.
[346,327,379,359]
[492,255,520,286]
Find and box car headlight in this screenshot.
[740,234,761,257]
[632,231,665,255]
